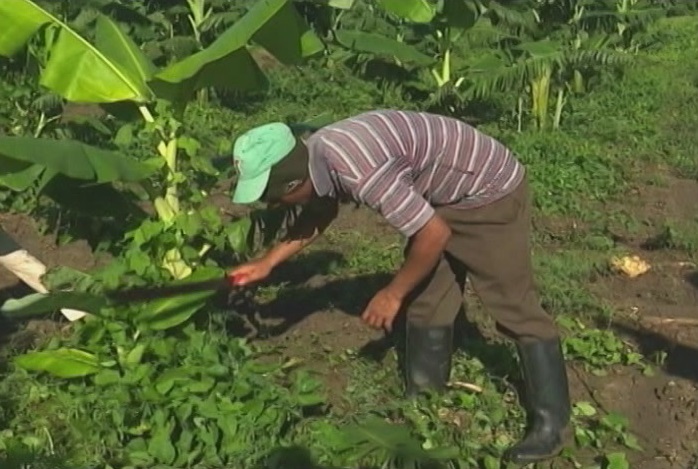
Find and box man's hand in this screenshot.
[227,197,340,286]
[361,214,451,332]
[361,287,403,331]
[227,259,273,286]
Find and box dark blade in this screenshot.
[105,277,229,303]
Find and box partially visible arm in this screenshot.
[385,213,451,301]
[351,158,451,301]
[261,196,339,269]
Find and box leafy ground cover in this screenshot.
[0,2,697,469]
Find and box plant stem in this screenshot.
[553,88,565,129]
[531,67,552,130]
[138,105,155,123]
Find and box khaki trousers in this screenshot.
[403,175,559,342]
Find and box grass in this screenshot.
[1,13,698,469]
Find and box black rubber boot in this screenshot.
[503,337,571,465]
[404,323,454,397]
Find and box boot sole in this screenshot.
[503,425,573,465]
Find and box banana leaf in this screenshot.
[0,0,155,103]
[376,0,435,23]
[0,0,325,108]
[0,136,158,189]
[334,30,435,67]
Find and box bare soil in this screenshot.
[0,174,696,468]
[0,212,111,352]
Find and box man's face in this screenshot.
[265,178,314,208]
[281,178,314,205]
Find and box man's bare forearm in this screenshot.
[262,231,320,268]
[259,197,339,269]
[386,215,451,300]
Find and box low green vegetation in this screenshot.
[0,1,696,468]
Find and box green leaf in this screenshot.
[602,412,629,429]
[226,217,252,253]
[174,429,195,466]
[155,368,191,395]
[0,164,44,191]
[604,452,629,469]
[126,438,153,465]
[0,0,47,55]
[0,0,154,103]
[483,454,500,469]
[1,291,107,319]
[622,433,643,451]
[94,369,122,386]
[0,136,157,183]
[151,0,323,104]
[250,0,325,65]
[136,266,224,331]
[186,376,216,394]
[515,39,562,59]
[303,0,355,9]
[339,416,460,461]
[14,348,101,378]
[376,0,435,23]
[42,266,97,292]
[334,30,435,67]
[148,425,177,465]
[442,0,479,30]
[126,344,146,366]
[328,0,355,8]
[574,401,597,417]
[94,14,157,84]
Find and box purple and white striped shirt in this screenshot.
[306,110,525,238]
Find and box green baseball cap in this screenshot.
[232,122,297,204]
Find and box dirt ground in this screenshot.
[0,175,696,469]
[0,212,112,351]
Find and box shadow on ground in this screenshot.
[607,320,698,383]
[685,270,698,290]
[256,445,373,469]
[256,444,451,469]
[222,270,393,339]
[604,269,698,383]
[221,248,519,385]
[218,248,390,336]
[265,250,348,286]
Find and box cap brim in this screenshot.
[232,168,272,204]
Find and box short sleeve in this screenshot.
[345,158,435,238]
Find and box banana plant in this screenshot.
[0,0,324,279]
[329,0,480,101]
[331,0,538,112]
[374,0,479,90]
[185,0,213,45]
[464,35,629,130]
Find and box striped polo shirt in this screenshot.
[305,110,524,238]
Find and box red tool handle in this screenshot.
[226,272,248,286]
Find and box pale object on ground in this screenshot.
[0,249,88,321]
[610,255,651,278]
